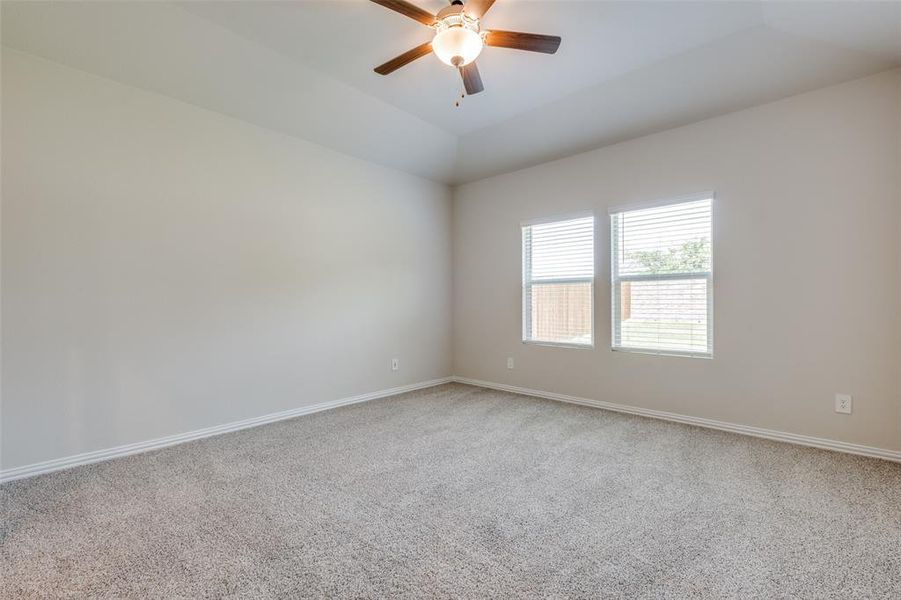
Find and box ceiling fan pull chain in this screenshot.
[455,91,465,108]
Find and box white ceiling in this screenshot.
[3,1,900,184]
[180,0,769,134]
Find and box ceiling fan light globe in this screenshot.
[432,27,483,67]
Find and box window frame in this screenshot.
[521,211,596,349]
[609,193,714,359]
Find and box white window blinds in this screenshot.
[611,198,712,357]
[522,215,594,346]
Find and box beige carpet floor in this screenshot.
[2,383,900,598]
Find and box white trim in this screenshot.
[8,374,897,484]
[607,191,715,215]
[611,346,712,359]
[526,276,594,286]
[0,377,452,483]
[616,272,710,282]
[451,377,901,463]
[523,340,594,350]
[520,209,596,227]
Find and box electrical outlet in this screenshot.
[507,357,515,369]
[391,358,399,371]
[835,394,852,414]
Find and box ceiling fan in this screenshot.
[370,0,561,96]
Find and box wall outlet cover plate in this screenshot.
[835,394,852,414]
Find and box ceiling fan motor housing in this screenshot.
[437,3,470,20]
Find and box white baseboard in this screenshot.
[452,376,901,463]
[0,377,453,484]
[5,375,897,483]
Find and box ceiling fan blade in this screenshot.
[484,30,561,54]
[369,0,436,26]
[374,42,433,75]
[464,0,496,19]
[459,62,484,95]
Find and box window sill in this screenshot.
[612,346,712,359]
[523,340,594,350]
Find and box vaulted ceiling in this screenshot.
[4,1,900,184]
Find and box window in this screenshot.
[610,196,713,357]
[522,214,594,347]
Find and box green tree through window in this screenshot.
[628,239,710,274]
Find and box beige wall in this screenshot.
[1,50,453,470]
[453,69,901,451]
[3,51,899,472]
